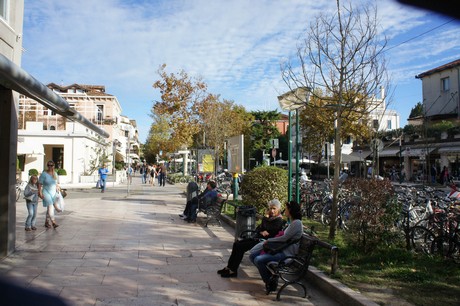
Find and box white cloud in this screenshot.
[21,0,460,140]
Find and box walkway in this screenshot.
[1,176,341,306]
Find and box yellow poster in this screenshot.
[202,154,214,173]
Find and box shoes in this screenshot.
[265,276,279,294]
[25,227,31,231]
[179,214,185,218]
[180,216,188,220]
[217,267,229,275]
[52,221,59,229]
[45,221,51,228]
[31,226,37,231]
[220,269,237,278]
[101,190,104,193]
[187,219,196,223]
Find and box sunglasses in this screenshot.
[47,164,55,167]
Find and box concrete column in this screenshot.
[0,88,18,257]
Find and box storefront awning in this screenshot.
[437,146,460,153]
[402,147,435,157]
[379,147,402,157]
[349,150,371,158]
[17,142,44,155]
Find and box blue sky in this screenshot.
[21,0,460,142]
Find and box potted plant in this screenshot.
[57,168,69,184]
[28,168,39,176]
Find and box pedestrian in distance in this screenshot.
[158,162,167,187]
[218,199,285,278]
[126,165,133,184]
[23,175,39,231]
[98,164,109,193]
[431,165,437,184]
[38,160,61,229]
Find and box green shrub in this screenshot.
[57,169,67,175]
[240,166,288,213]
[28,168,39,176]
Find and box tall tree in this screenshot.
[250,110,281,165]
[282,0,388,239]
[196,95,253,170]
[152,64,209,152]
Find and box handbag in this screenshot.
[262,238,301,255]
[61,189,68,198]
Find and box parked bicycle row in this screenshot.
[297,179,460,260]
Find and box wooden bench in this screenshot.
[197,195,227,227]
[266,233,318,301]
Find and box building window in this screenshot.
[441,77,450,92]
[97,105,104,122]
[373,119,379,130]
[0,0,8,21]
[387,120,392,130]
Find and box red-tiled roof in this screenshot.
[416,59,460,79]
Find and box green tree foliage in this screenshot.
[409,102,424,118]
[240,166,288,213]
[144,112,175,163]
[250,111,281,164]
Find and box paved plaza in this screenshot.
[1,176,344,306]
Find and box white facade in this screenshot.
[416,59,460,117]
[17,84,140,183]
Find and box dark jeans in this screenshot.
[159,173,166,186]
[227,238,259,271]
[185,197,200,220]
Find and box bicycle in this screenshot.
[16,180,27,201]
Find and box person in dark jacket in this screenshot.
[218,199,285,278]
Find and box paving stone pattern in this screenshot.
[2,176,340,306]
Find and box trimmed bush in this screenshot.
[28,168,39,176]
[240,166,288,213]
[57,169,67,175]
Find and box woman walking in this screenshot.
[38,160,61,229]
[23,175,39,231]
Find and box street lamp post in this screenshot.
[278,87,311,203]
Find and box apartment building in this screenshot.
[18,83,140,183]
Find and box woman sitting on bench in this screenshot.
[218,199,285,278]
[249,201,303,293]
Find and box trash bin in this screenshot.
[235,205,256,240]
[186,181,199,203]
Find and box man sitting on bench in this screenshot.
[180,180,218,223]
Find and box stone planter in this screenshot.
[58,175,70,184]
[80,175,99,183]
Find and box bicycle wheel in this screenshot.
[321,203,332,225]
[410,226,435,254]
[16,187,21,201]
[308,200,323,221]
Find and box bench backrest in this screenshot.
[293,234,317,273]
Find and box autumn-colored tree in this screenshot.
[195,95,253,169]
[152,64,209,152]
[282,0,389,239]
[299,90,372,162]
